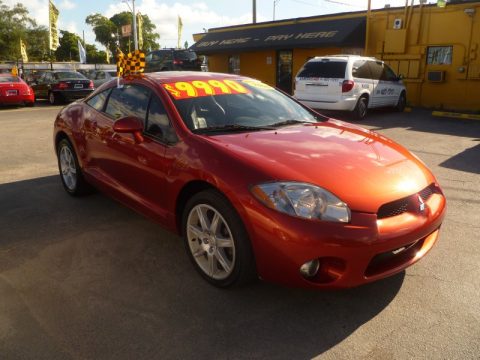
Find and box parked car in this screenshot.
[0,74,34,107]
[294,55,407,119]
[31,70,94,105]
[145,49,202,72]
[54,72,445,289]
[90,70,118,88]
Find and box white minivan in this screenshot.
[294,55,406,119]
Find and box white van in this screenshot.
[294,55,406,119]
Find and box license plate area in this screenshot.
[7,89,18,96]
[74,84,83,89]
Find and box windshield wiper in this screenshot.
[192,124,275,133]
[269,119,315,128]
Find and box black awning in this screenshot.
[191,16,365,54]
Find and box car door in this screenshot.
[352,59,374,101]
[381,64,402,106]
[98,83,175,221]
[34,72,50,99]
[368,61,387,108]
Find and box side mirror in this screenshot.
[113,116,144,143]
[397,74,403,81]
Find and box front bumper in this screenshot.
[243,191,446,289]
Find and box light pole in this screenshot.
[123,0,138,51]
[273,0,280,21]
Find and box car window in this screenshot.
[145,96,178,144]
[105,84,151,120]
[352,60,372,79]
[96,72,105,80]
[86,88,111,111]
[367,61,384,80]
[45,73,53,82]
[297,60,346,79]
[149,51,166,61]
[174,51,197,61]
[107,71,117,77]
[55,72,86,80]
[0,76,20,83]
[381,65,398,81]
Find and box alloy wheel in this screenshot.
[186,204,236,280]
[59,145,77,191]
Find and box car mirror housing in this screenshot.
[113,116,144,143]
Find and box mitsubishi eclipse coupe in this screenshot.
[53,71,446,289]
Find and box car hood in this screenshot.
[202,120,435,213]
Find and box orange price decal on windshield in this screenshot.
[163,79,250,99]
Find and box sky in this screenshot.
[4,0,434,50]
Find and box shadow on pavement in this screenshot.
[0,176,404,359]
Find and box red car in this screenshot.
[0,74,34,107]
[53,72,446,289]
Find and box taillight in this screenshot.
[88,80,94,89]
[173,59,183,65]
[57,82,68,89]
[342,80,354,93]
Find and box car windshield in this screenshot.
[165,78,322,133]
[55,72,86,80]
[0,76,20,83]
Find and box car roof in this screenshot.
[144,71,250,84]
[309,55,378,62]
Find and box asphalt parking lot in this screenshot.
[0,103,479,359]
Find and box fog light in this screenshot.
[300,259,320,278]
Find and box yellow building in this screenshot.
[191,0,480,112]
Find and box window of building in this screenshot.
[427,46,452,65]
[228,55,240,74]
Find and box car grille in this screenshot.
[377,183,438,219]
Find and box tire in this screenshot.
[395,92,406,112]
[182,190,257,287]
[57,138,92,196]
[352,96,368,120]
[48,91,58,105]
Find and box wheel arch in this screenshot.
[175,180,218,235]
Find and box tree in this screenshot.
[86,44,107,64]
[86,11,160,55]
[0,0,46,61]
[55,30,81,61]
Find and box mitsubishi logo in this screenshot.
[418,195,426,212]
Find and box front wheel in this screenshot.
[182,190,257,287]
[57,139,92,196]
[395,92,406,112]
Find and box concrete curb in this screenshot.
[432,111,480,121]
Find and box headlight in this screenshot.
[251,182,350,223]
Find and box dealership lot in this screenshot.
[0,104,479,359]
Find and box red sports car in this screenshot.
[53,72,446,289]
[0,74,34,107]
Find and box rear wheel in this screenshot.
[182,190,257,287]
[352,96,368,120]
[48,91,58,105]
[57,138,92,196]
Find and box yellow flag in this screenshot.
[137,13,144,50]
[49,0,59,51]
[177,16,183,49]
[20,39,28,62]
[11,65,18,76]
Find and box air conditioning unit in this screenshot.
[393,18,403,29]
[427,70,445,82]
